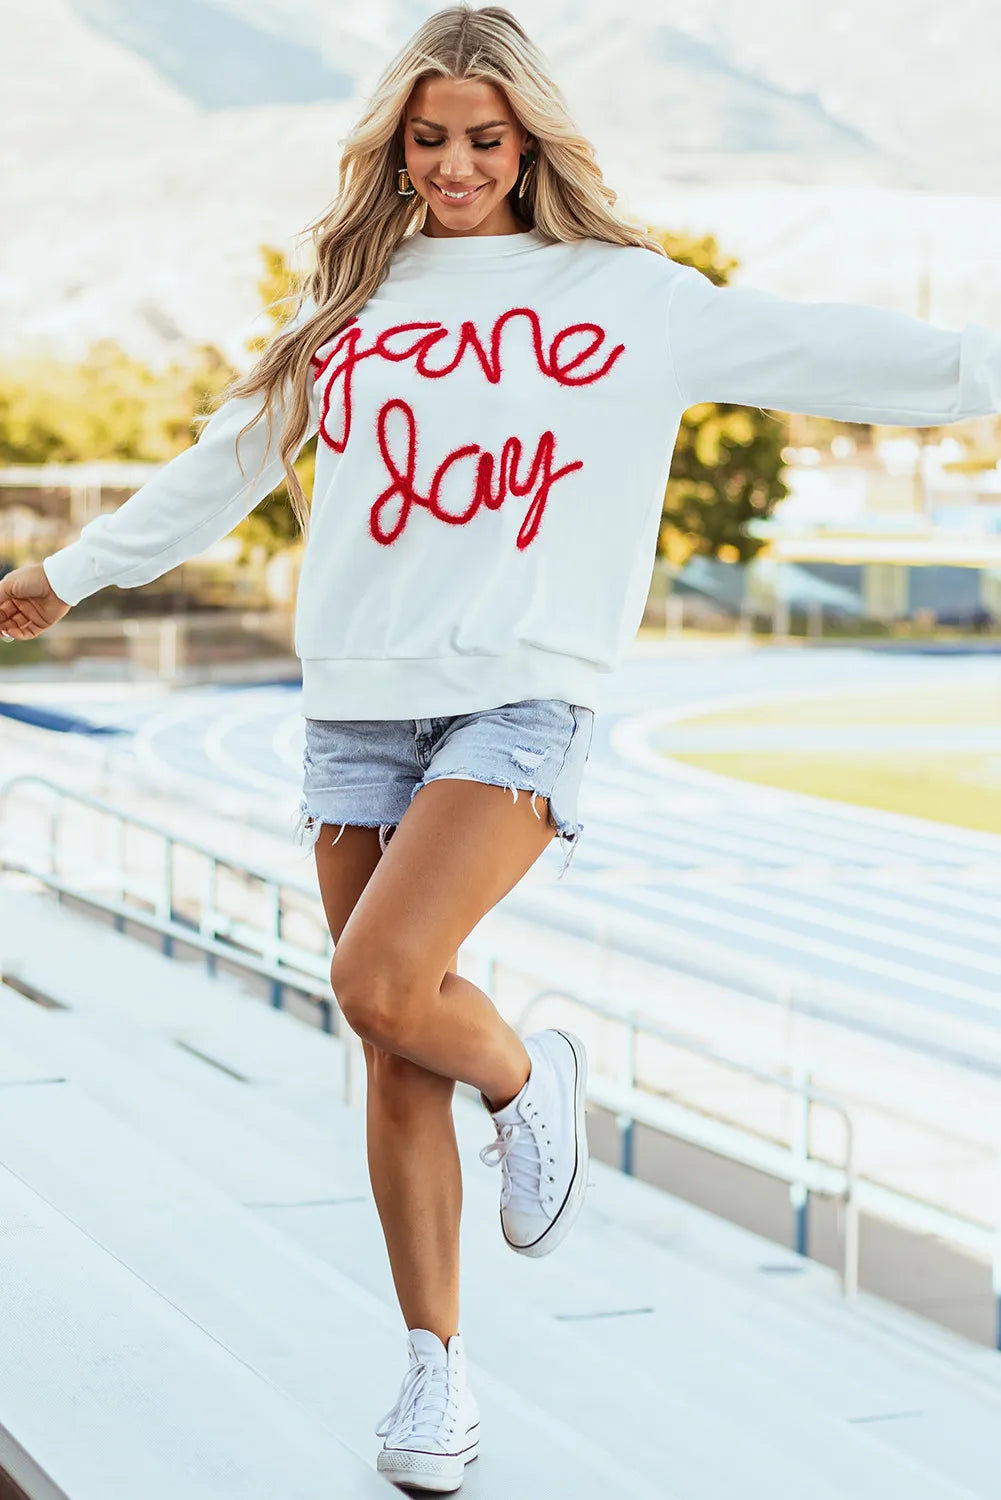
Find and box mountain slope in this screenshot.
[3,0,998,367]
[71,0,354,107]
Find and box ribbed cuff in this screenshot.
[41,544,99,607]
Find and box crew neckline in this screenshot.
[401,225,548,257]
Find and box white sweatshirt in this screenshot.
[42,227,1001,718]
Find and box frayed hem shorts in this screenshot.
[291,698,595,881]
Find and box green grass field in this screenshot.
[677,684,1001,731]
[670,685,1001,835]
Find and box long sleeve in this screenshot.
[664,261,1001,427]
[41,300,320,608]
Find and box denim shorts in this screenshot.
[291,698,595,880]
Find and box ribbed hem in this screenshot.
[299,644,609,719]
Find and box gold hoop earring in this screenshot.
[517,150,537,200]
[396,166,416,198]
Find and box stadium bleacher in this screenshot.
[1,887,999,1499]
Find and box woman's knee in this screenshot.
[330,938,460,1048]
[329,948,422,1048]
[330,956,390,1043]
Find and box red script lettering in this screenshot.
[310,306,624,550]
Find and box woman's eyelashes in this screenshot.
[412,137,502,150]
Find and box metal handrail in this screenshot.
[0,863,337,1026]
[0,772,331,991]
[0,774,311,892]
[507,980,1001,1340]
[0,772,365,1099]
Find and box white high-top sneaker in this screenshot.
[375,1327,480,1493]
[478,1028,589,1257]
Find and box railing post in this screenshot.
[49,794,59,881]
[790,1062,811,1258]
[113,812,126,933]
[842,1119,860,1299]
[200,857,218,976]
[0,775,350,1041]
[617,1112,635,1176]
[267,881,284,1010]
[618,1014,637,1176]
[160,836,173,957]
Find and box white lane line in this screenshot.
[202,708,296,794]
[655,726,1001,752]
[592,761,1000,875]
[583,773,974,873]
[579,820,801,873]
[768,799,1001,863]
[684,882,1001,979]
[881,880,1001,923]
[651,776,995,866]
[131,701,220,784]
[609,705,1001,863]
[523,882,1001,1059]
[762,877,1001,948]
[569,880,1001,1012]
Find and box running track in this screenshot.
[7,643,1001,1072]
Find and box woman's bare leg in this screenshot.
[315,782,559,1343]
[361,1040,463,1346]
[328,779,558,1108]
[313,824,485,1345]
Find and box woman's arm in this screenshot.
[664,262,1001,426]
[41,300,320,608]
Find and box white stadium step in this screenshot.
[258,1081,1001,1500]
[3,1008,984,1500]
[1,888,999,1499]
[0,998,661,1499]
[0,1163,394,1500]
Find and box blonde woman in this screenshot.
[3,4,999,1491]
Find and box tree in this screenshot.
[232,243,317,561]
[0,244,311,569]
[646,227,792,566]
[0,338,238,464]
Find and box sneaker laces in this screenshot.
[479,1110,555,1213]
[375,1358,457,1445]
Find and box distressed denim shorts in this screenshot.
[291,698,595,880]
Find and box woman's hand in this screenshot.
[0,563,71,641]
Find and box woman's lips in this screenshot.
[432,181,487,204]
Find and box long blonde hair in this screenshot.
[220,3,667,536]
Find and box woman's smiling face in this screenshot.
[403,76,536,237]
